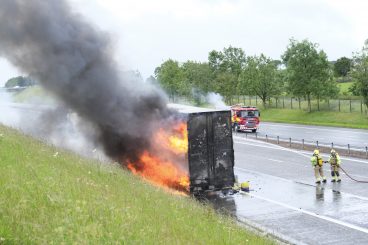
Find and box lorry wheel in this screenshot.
[252,129,257,133]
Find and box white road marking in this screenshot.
[267,158,283,163]
[242,191,368,234]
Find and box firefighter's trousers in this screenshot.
[314,165,326,181]
[330,165,341,181]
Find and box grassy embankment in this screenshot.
[0,125,274,244]
[260,108,368,129]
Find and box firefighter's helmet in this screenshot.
[313,149,319,156]
[331,149,336,156]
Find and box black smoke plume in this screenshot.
[0,0,170,161]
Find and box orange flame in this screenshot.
[168,123,188,154]
[126,122,189,193]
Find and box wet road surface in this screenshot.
[210,136,368,244]
[258,122,368,148]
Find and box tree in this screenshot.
[334,57,351,77]
[181,61,212,105]
[154,59,185,98]
[238,54,283,108]
[208,46,246,102]
[5,76,36,88]
[145,75,158,85]
[181,61,212,93]
[351,40,368,108]
[282,39,336,111]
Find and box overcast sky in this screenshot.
[1,0,367,86]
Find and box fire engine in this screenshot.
[231,105,260,132]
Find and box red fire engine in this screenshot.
[231,105,260,133]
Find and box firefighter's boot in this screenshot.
[336,171,341,182]
[315,177,321,184]
[331,171,336,182]
[322,177,327,183]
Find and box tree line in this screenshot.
[154,38,368,111]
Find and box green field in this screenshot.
[0,125,274,244]
[337,82,354,96]
[260,108,368,129]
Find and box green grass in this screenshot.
[0,125,274,244]
[261,108,368,129]
[337,82,354,96]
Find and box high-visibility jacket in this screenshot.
[232,115,241,123]
[311,155,323,167]
[329,154,341,166]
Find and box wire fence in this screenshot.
[233,131,368,159]
[168,95,368,114]
[232,95,368,114]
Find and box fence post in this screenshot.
[255,132,257,139]
[331,142,334,149]
[317,98,320,111]
[316,140,319,149]
[291,98,293,109]
[266,134,268,142]
[366,146,368,159]
[350,100,352,113]
[339,100,341,112]
[299,98,301,109]
[361,100,363,114]
[289,138,291,148]
[302,139,304,149]
[277,136,279,144]
[348,144,350,155]
[283,97,285,108]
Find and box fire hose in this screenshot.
[322,161,368,183]
[339,166,368,183]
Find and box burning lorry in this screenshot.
[168,104,236,194]
[127,104,236,195]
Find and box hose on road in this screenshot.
[339,166,368,183]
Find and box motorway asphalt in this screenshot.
[258,122,368,149]
[211,136,368,244]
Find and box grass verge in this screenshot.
[261,108,368,129]
[0,125,274,244]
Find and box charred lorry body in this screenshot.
[187,110,235,194]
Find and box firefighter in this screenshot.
[232,112,241,131]
[329,149,341,182]
[311,149,326,184]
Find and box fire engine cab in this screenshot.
[231,105,260,132]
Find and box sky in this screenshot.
[1,0,368,86]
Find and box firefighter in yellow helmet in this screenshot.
[329,149,341,182]
[311,149,326,184]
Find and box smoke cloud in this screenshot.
[0,0,170,162]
